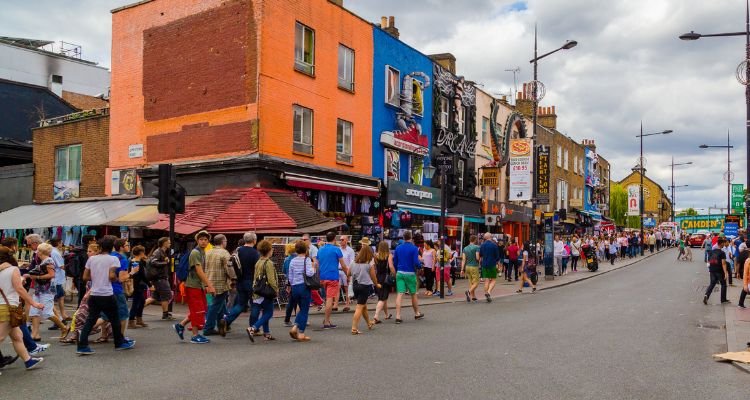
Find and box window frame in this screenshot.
[564,149,569,171]
[481,116,490,146]
[337,44,355,92]
[55,144,82,182]
[336,118,353,164]
[457,159,465,191]
[457,106,465,135]
[293,104,314,155]
[557,179,568,210]
[294,22,315,76]
[439,97,449,128]
[411,78,424,116]
[556,146,562,167]
[385,65,400,106]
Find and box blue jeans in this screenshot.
[20,322,37,351]
[224,280,252,327]
[289,284,311,333]
[250,297,274,334]
[204,291,228,332]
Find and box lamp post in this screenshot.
[529,25,576,271]
[680,0,750,225]
[668,158,693,221]
[699,130,734,214]
[636,124,672,255]
[670,184,689,217]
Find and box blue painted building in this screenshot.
[371,27,433,188]
[583,146,603,219]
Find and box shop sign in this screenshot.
[380,131,428,156]
[53,180,80,201]
[387,179,440,207]
[111,169,138,196]
[509,139,532,201]
[481,167,499,187]
[731,184,744,214]
[569,198,582,208]
[481,199,529,223]
[485,214,503,226]
[627,184,640,215]
[643,218,656,228]
[675,215,725,233]
[535,145,550,205]
[128,144,144,159]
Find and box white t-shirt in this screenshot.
[85,254,120,296]
[0,266,20,306]
[553,240,564,257]
[341,245,355,269]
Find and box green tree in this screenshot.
[676,208,698,217]
[610,183,628,226]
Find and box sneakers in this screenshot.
[218,318,228,337]
[29,343,50,356]
[283,321,293,327]
[738,304,747,309]
[24,357,44,370]
[115,341,136,351]
[322,324,337,330]
[703,295,708,305]
[485,293,492,303]
[76,347,95,356]
[721,300,731,304]
[162,313,175,321]
[0,355,18,369]
[174,323,185,341]
[190,335,210,344]
[465,290,471,303]
[446,290,454,296]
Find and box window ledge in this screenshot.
[338,85,355,94]
[336,160,354,167]
[293,150,314,158]
[294,66,315,78]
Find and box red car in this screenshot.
[688,234,706,248]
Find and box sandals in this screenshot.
[342,307,351,312]
[351,329,362,335]
[289,325,299,340]
[263,334,276,341]
[93,337,108,344]
[367,320,375,330]
[414,313,425,320]
[516,290,523,293]
[384,314,393,320]
[395,318,402,324]
[297,335,311,342]
[246,327,256,343]
[373,318,382,324]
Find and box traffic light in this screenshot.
[447,173,459,208]
[150,164,186,214]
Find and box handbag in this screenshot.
[0,288,26,328]
[302,257,321,290]
[123,277,134,297]
[384,273,396,287]
[253,260,277,299]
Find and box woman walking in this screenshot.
[373,242,395,324]
[0,247,45,370]
[570,236,581,272]
[247,240,278,342]
[28,243,69,341]
[516,242,537,293]
[127,245,148,329]
[287,241,314,342]
[349,245,380,334]
[421,240,436,296]
[561,240,570,276]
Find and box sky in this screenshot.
[2,0,748,213]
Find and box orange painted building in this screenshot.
[109,0,376,196]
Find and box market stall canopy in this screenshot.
[148,188,344,235]
[104,196,202,227]
[0,197,144,229]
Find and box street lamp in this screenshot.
[699,130,734,214]
[668,158,692,221]
[528,25,577,274]
[670,184,689,218]
[680,0,750,225]
[636,124,671,255]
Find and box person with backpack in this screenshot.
[704,238,730,305]
[65,235,96,308]
[246,240,278,342]
[144,237,174,320]
[221,231,259,335]
[516,242,537,293]
[127,246,148,329]
[174,231,215,344]
[203,235,235,337]
[287,240,315,342]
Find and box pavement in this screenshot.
[3,248,748,399]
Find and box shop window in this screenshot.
[294,22,315,75]
[439,97,449,128]
[410,155,423,185]
[412,78,424,116]
[386,149,400,182]
[482,117,489,146]
[457,159,465,191]
[293,105,313,155]
[556,145,562,167]
[338,44,354,91]
[386,66,400,106]
[55,144,81,182]
[336,119,352,163]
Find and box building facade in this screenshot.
[618,170,673,226]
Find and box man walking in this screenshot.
[461,235,481,303]
[478,232,500,302]
[318,232,348,329]
[144,237,174,320]
[704,238,730,305]
[174,230,215,344]
[338,235,355,312]
[203,234,234,337]
[655,230,662,251]
[393,231,424,323]
[553,235,564,276]
[49,238,71,324]
[223,232,259,332]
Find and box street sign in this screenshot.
[436,155,453,174]
[535,145,550,205]
[732,184,744,214]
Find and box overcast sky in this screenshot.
[2,0,747,212]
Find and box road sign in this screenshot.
[436,155,453,174]
[732,184,745,214]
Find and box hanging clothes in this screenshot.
[361,196,371,214]
[345,194,353,215]
[317,191,328,212]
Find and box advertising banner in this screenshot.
[481,167,500,187]
[536,145,550,205]
[53,180,80,201]
[627,185,640,216]
[675,215,730,233]
[509,139,532,201]
[731,184,744,214]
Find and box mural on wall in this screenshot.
[381,72,431,185]
[433,64,477,158]
[487,101,527,168]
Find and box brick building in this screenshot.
[32,109,109,202]
[618,170,673,225]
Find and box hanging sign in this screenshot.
[536,145,550,205]
[509,139,532,201]
[481,167,500,187]
[627,185,640,216]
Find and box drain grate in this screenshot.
[697,321,726,330]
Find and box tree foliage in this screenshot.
[610,183,628,226]
[676,208,698,217]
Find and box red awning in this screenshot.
[284,174,380,197]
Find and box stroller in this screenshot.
[581,243,599,272]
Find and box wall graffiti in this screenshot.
[432,64,476,158]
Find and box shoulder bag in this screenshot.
[302,257,321,290]
[0,287,26,328]
[253,260,277,299]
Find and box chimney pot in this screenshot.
[389,16,395,27]
[552,105,556,114]
[517,91,523,100]
[381,16,387,27]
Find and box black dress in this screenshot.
[375,258,390,301]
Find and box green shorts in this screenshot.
[396,272,417,294]
[481,266,498,279]
[465,266,480,285]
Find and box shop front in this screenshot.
[482,199,532,243]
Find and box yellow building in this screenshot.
[617,169,673,224]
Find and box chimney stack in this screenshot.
[382,15,400,39]
[329,0,343,6]
[428,53,457,74]
[538,104,558,129]
[48,74,63,98]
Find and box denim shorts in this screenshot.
[54,284,65,300]
[101,293,129,321]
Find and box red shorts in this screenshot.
[321,280,340,300]
[435,267,451,282]
[185,287,206,330]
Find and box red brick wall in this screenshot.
[142,0,255,121]
[32,115,109,202]
[147,120,258,162]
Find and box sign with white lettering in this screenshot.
[129,144,144,159]
[387,179,441,207]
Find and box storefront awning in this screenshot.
[0,198,144,229]
[283,173,380,197]
[465,216,485,224]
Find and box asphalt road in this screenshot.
[5,249,747,399]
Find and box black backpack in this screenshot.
[64,248,85,279]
